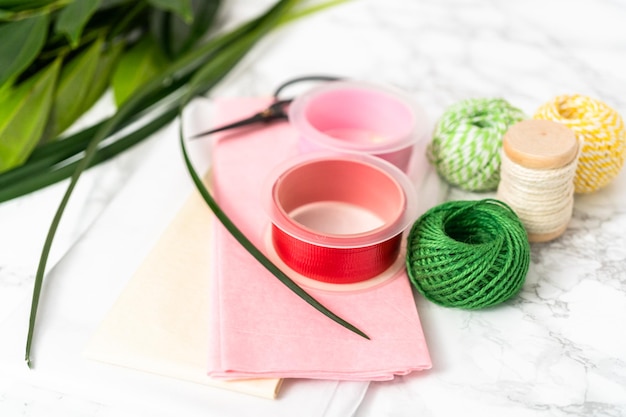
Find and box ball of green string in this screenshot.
[406,199,530,310]
[427,98,526,192]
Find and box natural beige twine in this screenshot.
[497,150,579,238]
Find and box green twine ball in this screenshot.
[406,199,530,310]
[428,98,526,191]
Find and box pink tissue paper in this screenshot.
[207,97,431,381]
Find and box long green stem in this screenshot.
[24,0,299,367]
[178,9,368,339]
[179,129,369,340]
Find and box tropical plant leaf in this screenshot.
[98,0,132,9]
[55,0,101,47]
[0,106,178,202]
[45,37,103,139]
[278,0,350,24]
[112,36,168,106]
[0,0,58,10]
[80,40,124,113]
[0,59,60,172]
[43,39,124,142]
[0,0,69,21]
[0,14,48,85]
[147,0,191,22]
[151,0,220,59]
[0,75,13,100]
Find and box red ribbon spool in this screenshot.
[266,154,417,284]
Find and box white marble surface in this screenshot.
[1,0,626,415]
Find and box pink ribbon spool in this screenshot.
[264,153,418,284]
[289,81,428,172]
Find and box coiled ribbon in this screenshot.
[267,154,415,284]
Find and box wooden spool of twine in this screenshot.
[497,119,579,242]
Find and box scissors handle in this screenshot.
[190,75,342,139]
[190,99,291,139]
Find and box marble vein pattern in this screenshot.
[1,0,625,415]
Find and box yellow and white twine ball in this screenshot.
[534,94,626,193]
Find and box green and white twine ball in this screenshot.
[406,199,530,310]
[428,98,526,191]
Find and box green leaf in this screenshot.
[147,0,191,22]
[0,75,14,100]
[0,106,179,202]
[81,40,124,112]
[0,63,189,190]
[112,36,168,106]
[278,0,350,25]
[46,37,103,139]
[151,0,220,59]
[98,0,132,8]
[55,0,101,47]
[0,14,48,85]
[0,0,57,10]
[0,1,69,21]
[0,59,60,172]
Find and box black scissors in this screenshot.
[190,75,342,139]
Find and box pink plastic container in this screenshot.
[289,81,428,172]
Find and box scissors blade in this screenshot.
[189,99,291,140]
[189,113,267,139]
